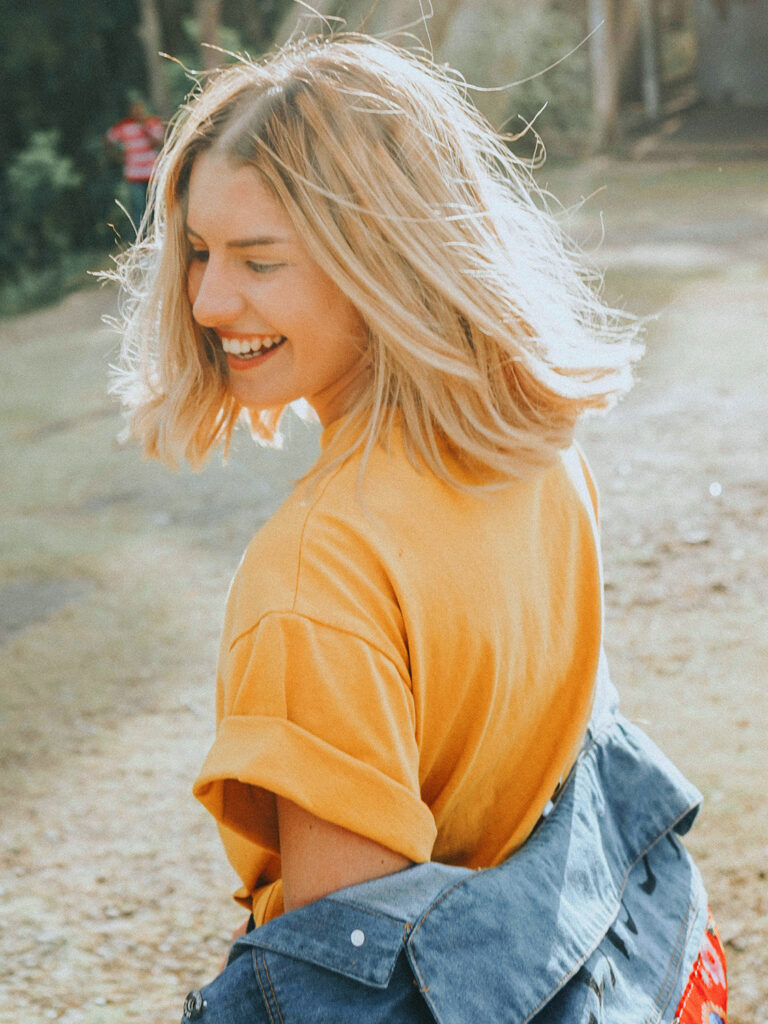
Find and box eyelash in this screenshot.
[188,250,280,275]
[247,261,282,274]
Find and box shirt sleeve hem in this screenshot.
[193,715,436,865]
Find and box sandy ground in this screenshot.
[0,156,766,1023]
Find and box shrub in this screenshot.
[1,130,83,282]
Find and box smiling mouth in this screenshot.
[220,334,287,359]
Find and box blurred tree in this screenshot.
[0,0,297,308]
[197,0,223,68]
[226,0,284,51]
[588,0,621,147]
[3,130,82,272]
[0,0,148,271]
[637,0,662,118]
[615,0,662,118]
[138,0,173,118]
[0,0,699,312]
[0,0,146,161]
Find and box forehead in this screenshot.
[185,151,294,237]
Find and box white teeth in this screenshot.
[220,334,284,356]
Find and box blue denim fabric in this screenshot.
[180,669,707,1023]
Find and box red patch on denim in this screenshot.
[674,911,728,1024]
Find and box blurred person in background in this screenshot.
[105,97,164,230]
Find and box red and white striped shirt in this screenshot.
[107,116,164,182]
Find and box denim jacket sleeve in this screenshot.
[181,663,708,1024]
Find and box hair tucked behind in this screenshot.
[108,33,642,487]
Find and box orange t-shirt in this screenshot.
[193,421,603,925]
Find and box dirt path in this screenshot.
[1,159,766,1023]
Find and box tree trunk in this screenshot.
[637,0,661,120]
[588,0,621,149]
[137,0,172,120]
[196,0,223,71]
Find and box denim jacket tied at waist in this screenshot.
[183,669,708,1024]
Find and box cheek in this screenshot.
[319,285,366,351]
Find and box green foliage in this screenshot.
[439,2,593,159]
[0,254,101,319]
[1,131,81,293]
[0,0,278,314]
[0,0,148,310]
[0,0,597,316]
[0,132,104,316]
[163,16,249,111]
[502,8,594,156]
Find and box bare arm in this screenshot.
[277,796,413,913]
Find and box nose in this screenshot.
[188,258,245,329]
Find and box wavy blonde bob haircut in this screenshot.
[111,33,641,486]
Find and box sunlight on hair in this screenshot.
[106,32,643,488]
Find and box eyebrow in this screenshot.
[185,226,290,248]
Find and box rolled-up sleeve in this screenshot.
[193,612,437,865]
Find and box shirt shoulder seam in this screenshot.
[290,459,353,611]
[228,608,409,683]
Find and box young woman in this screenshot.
[110,34,727,1024]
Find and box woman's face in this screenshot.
[185,151,369,426]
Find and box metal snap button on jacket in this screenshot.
[182,989,206,1020]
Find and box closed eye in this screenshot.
[189,249,209,263]
[247,261,284,274]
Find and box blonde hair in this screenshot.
[110,33,642,487]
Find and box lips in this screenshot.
[220,334,286,358]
